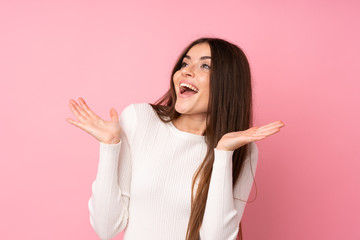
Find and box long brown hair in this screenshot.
[149,37,255,240]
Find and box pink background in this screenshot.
[1,0,359,239]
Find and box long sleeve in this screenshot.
[199,142,259,240]
[88,104,137,240]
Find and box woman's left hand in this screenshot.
[216,121,285,151]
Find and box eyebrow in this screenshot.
[184,55,211,60]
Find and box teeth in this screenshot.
[180,83,199,93]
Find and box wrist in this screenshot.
[102,138,120,144]
[215,145,231,151]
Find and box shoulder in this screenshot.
[119,103,136,126]
[131,102,154,114]
[131,102,165,122]
[118,103,151,141]
[119,102,158,131]
[119,102,152,120]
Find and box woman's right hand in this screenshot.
[66,97,121,144]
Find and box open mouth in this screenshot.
[179,83,199,95]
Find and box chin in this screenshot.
[174,94,208,115]
[174,99,193,112]
[174,103,188,114]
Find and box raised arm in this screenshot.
[66,98,136,240]
[200,120,284,239]
[88,104,136,240]
[199,142,258,240]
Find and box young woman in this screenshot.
[66,37,285,240]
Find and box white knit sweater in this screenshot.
[88,103,258,240]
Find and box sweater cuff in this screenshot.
[213,148,234,164]
[96,140,122,180]
[99,140,122,148]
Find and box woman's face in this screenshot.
[173,42,211,117]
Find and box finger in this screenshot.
[71,99,91,119]
[241,124,281,137]
[253,128,280,137]
[65,117,86,131]
[259,121,284,128]
[247,125,283,141]
[110,108,119,121]
[248,134,271,143]
[79,97,101,120]
[69,102,87,123]
[256,121,284,132]
[255,125,281,134]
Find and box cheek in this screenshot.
[173,71,181,80]
[200,78,210,94]
[202,83,210,103]
[173,72,180,86]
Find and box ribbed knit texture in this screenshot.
[88,103,258,240]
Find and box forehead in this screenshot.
[185,42,211,59]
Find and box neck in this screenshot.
[172,113,207,136]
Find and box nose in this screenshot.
[181,64,195,77]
